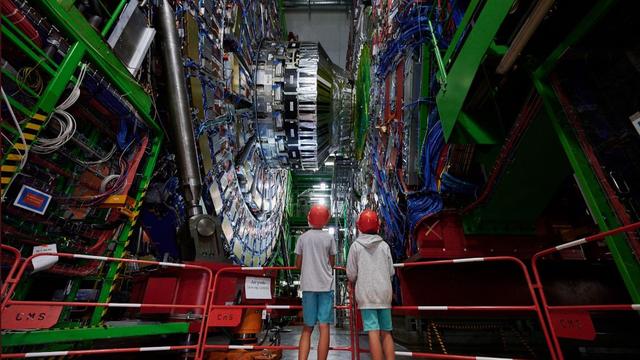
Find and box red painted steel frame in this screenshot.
[354,257,556,360]
[531,221,640,360]
[200,266,356,360]
[1,244,22,301]
[0,252,214,360]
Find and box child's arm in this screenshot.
[346,245,357,282]
[294,236,303,269]
[329,255,335,268]
[386,244,394,278]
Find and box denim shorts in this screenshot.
[302,291,334,327]
[361,308,393,332]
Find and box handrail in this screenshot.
[354,256,557,360]
[531,220,640,360]
[200,265,355,360]
[0,244,22,302]
[1,252,214,360]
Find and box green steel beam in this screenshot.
[4,95,33,117]
[534,0,616,79]
[436,0,515,141]
[0,43,85,178]
[463,112,570,235]
[418,43,430,160]
[278,0,287,40]
[30,0,159,133]
[535,78,640,302]
[442,0,480,65]
[35,43,86,113]
[101,0,128,36]
[529,0,640,301]
[1,322,189,347]
[455,112,499,144]
[91,136,163,324]
[1,23,57,77]
[427,19,446,84]
[1,14,58,69]
[1,69,40,98]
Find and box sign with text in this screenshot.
[209,308,243,327]
[550,310,596,340]
[2,305,63,329]
[244,276,272,300]
[32,244,58,273]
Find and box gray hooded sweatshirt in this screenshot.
[346,234,395,309]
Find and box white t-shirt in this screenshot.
[295,229,337,292]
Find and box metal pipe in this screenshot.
[496,0,556,74]
[157,0,202,217]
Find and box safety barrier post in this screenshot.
[531,221,640,360]
[199,265,355,359]
[353,256,556,360]
[1,244,22,302]
[1,252,214,359]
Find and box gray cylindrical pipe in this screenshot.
[158,0,202,217]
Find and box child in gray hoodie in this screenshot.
[347,209,395,360]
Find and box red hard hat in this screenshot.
[357,209,379,234]
[308,204,330,229]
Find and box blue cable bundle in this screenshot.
[370,133,406,258]
[406,111,445,253]
[376,3,434,78]
[82,73,142,149]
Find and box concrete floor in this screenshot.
[279,325,407,360]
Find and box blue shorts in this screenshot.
[361,308,393,332]
[302,291,334,327]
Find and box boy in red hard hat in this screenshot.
[347,209,395,360]
[295,204,336,360]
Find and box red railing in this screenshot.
[1,244,22,302]
[531,221,640,360]
[200,265,356,360]
[354,257,557,360]
[5,249,611,359]
[0,252,214,360]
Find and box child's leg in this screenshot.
[368,330,384,360]
[318,323,330,360]
[316,291,334,360]
[381,331,395,360]
[378,309,395,360]
[298,325,314,360]
[362,309,383,360]
[299,292,318,360]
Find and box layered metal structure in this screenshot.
[255,41,338,170]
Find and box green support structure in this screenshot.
[31,0,159,132]
[535,78,640,302]
[417,43,430,170]
[435,0,515,141]
[35,43,86,113]
[354,45,371,160]
[463,112,570,235]
[530,0,640,301]
[101,0,129,36]
[2,323,189,347]
[90,136,163,324]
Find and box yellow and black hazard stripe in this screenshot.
[1,113,47,192]
[98,189,148,321]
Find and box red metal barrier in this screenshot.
[1,244,21,302]
[531,221,640,360]
[370,350,518,360]
[0,252,214,360]
[199,265,356,360]
[354,257,556,360]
